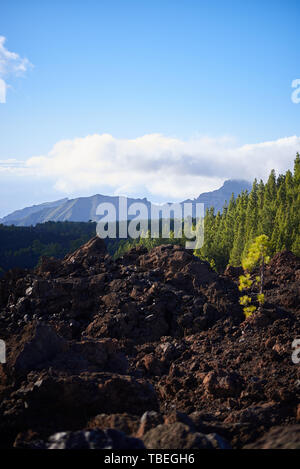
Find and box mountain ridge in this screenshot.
[0,179,251,226]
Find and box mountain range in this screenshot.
[0,179,251,226]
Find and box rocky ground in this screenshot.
[0,238,299,449]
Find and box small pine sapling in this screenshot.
[238,235,271,318]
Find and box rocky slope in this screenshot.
[0,238,299,449]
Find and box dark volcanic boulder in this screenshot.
[6,372,159,422]
[88,413,140,435]
[143,422,230,449]
[64,236,107,267]
[138,244,242,317]
[7,322,67,375]
[203,370,243,398]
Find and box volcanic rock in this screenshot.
[7,322,67,375]
[143,422,230,449]
[0,238,299,449]
[245,425,300,449]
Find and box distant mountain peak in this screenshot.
[222,178,251,188]
[0,179,252,226]
[193,179,252,212]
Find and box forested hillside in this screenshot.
[199,154,300,270]
[116,155,300,271]
[0,222,96,273]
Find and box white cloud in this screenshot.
[1,133,299,204]
[0,78,6,103]
[16,133,300,201]
[0,36,31,103]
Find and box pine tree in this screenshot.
[239,235,271,317]
[229,191,248,266]
[260,170,277,238]
[242,179,259,258]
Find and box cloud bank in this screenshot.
[14,133,298,201]
[0,36,31,103]
[1,133,299,206]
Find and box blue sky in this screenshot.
[0,0,300,216]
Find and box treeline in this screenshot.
[0,220,138,273]
[115,155,300,271]
[0,221,97,272]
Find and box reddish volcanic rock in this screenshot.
[87,413,140,436]
[64,236,107,266]
[245,425,300,449]
[7,322,67,376]
[264,251,300,314]
[203,370,243,398]
[0,238,299,449]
